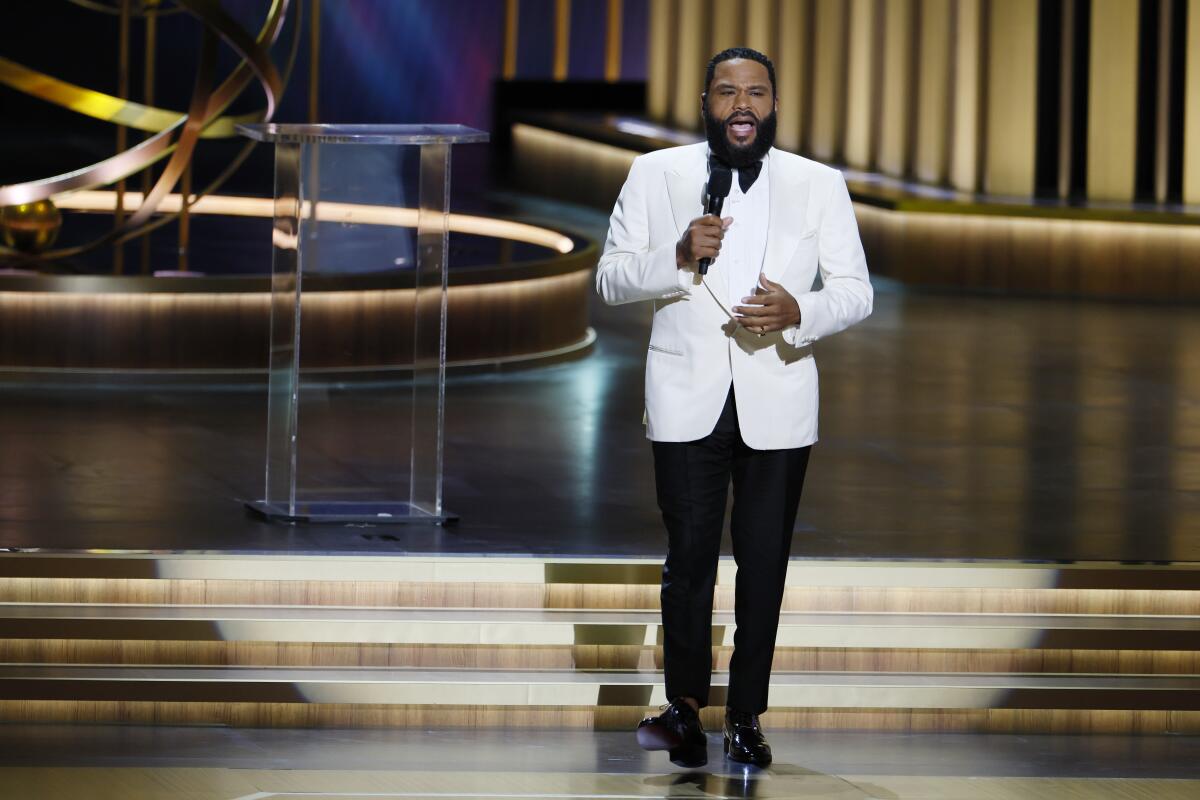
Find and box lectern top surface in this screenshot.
[236,124,489,144]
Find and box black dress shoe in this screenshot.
[723,708,772,766]
[636,699,707,767]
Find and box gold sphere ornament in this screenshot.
[0,200,62,253]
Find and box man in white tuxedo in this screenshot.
[596,47,872,768]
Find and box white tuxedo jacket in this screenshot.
[596,143,872,449]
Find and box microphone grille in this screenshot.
[707,164,733,198]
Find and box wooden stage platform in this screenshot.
[0,252,1197,732]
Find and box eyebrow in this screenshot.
[712,81,770,91]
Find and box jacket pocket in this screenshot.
[648,343,684,357]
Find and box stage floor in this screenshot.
[2,725,1198,799]
[0,203,1197,563]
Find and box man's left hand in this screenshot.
[733,275,800,335]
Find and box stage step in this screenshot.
[0,553,1195,732]
[1,665,1197,710]
[1,605,1197,650]
[5,554,1198,589]
[3,554,1197,614]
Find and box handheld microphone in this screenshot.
[698,164,732,275]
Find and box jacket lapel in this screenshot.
[761,149,810,284]
[665,169,701,242]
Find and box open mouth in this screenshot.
[727,117,757,139]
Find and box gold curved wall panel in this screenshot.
[0,270,592,371]
[856,204,1200,300]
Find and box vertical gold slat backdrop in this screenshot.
[1087,0,1140,201]
[604,0,623,83]
[503,0,519,80]
[775,0,812,154]
[1185,0,1200,204]
[671,8,708,130]
[554,0,571,81]
[646,0,674,122]
[635,1,1194,206]
[878,0,916,177]
[985,0,1038,196]
[844,0,881,170]
[810,0,848,162]
[916,0,953,185]
[950,0,985,192]
[745,0,778,57]
[710,0,745,54]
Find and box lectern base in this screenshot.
[245,500,458,526]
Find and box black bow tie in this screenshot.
[711,155,763,193]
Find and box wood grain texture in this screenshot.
[1,578,1195,614]
[0,701,1196,733]
[0,641,1194,675]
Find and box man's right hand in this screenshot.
[676,214,733,268]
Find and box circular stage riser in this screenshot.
[0,269,591,371]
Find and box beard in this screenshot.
[704,104,777,168]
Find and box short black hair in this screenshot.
[703,47,776,98]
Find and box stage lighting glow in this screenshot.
[612,117,701,145]
[54,190,576,255]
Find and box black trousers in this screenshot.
[651,387,811,715]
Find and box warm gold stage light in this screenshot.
[55,190,576,255]
[0,200,63,253]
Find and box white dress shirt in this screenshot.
[711,155,770,304]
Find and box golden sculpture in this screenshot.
[0,200,63,254]
[0,0,300,266]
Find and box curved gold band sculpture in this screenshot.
[0,0,298,261]
[65,0,184,17]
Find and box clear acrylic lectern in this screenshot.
[238,124,488,524]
